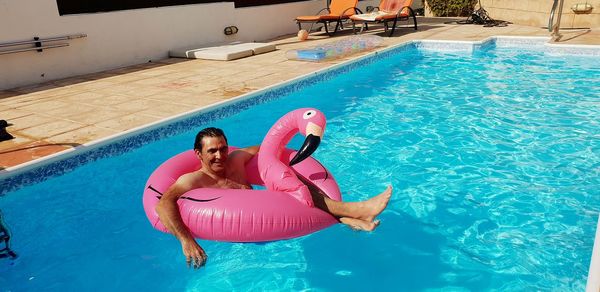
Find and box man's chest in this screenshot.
[201,173,250,190]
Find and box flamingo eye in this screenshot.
[303,110,316,120]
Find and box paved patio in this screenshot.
[1,17,599,170]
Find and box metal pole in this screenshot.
[0,34,86,48]
[550,0,564,41]
[0,43,69,55]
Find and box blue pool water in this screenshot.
[1,41,599,290]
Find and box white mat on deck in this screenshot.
[170,42,276,61]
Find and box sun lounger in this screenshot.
[170,42,276,61]
[350,0,417,37]
[295,0,363,36]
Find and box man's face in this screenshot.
[196,136,229,174]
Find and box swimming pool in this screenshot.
[1,37,599,290]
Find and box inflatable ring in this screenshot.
[143,108,342,242]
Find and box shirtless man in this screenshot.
[156,127,392,269]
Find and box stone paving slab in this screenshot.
[1,18,598,170]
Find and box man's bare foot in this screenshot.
[340,217,380,231]
[357,185,393,222]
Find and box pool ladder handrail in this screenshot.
[548,0,565,41]
[0,210,17,260]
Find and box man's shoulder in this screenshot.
[228,146,259,164]
[176,171,208,189]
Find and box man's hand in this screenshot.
[182,238,207,269]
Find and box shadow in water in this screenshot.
[300,211,457,291]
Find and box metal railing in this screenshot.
[0,34,86,56]
[0,210,17,260]
[548,0,564,41]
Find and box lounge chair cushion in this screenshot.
[295,0,357,23]
[170,43,276,61]
[296,14,350,21]
[230,43,276,55]
[350,10,409,21]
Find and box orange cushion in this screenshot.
[296,15,322,21]
[380,0,412,12]
[296,14,351,21]
[329,0,358,15]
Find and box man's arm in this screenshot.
[155,178,207,269]
[230,145,259,163]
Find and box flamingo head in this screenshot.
[289,108,327,166]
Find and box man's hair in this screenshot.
[194,127,227,152]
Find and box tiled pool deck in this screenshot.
[1,18,599,170]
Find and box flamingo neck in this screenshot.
[262,117,298,161]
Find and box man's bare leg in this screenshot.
[308,182,393,231]
[339,217,380,231]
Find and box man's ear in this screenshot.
[194,149,201,157]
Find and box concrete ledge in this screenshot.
[587,214,600,292]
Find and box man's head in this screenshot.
[194,127,229,175]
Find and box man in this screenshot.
[156,127,392,269]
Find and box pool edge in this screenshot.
[587,214,600,292]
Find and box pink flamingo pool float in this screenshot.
[143,108,342,242]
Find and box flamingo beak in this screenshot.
[289,122,324,166]
[289,134,321,166]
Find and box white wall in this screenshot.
[0,0,376,90]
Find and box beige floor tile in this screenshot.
[38,86,87,98]
[101,74,147,83]
[178,83,223,94]
[137,68,179,77]
[63,91,110,103]
[245,76,284,89]
[104,99,158,112]
[71,94,134,106]
[18,120,86,139]
[125,86,171,98]
[0,92,55,107]
[41,103,98,119]
[74,80,120,90]
[177,75,222,83]
[8,114,60,130]
[94,84,140,95]
[95,113,159,131]
[164,71,208,80]
[154,80,196,90]
[126,77,171,87]
[137,102,193,118]
[0,109,34,120]
[45,125,119,144]
[144,92,194,104]
[18,100,72,112]
[65,108,131,125]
